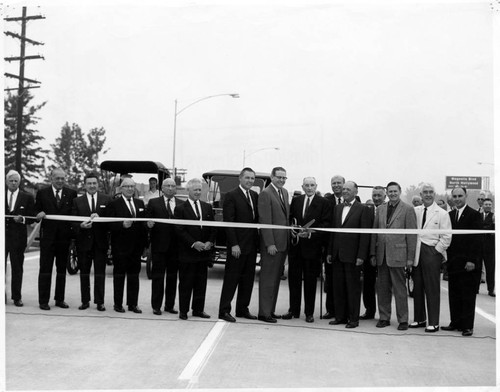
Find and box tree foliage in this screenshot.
[4,91,48,185]
[50,122,109,190]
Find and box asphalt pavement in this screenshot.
[4,250,497,391]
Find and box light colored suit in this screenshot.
[258,184,290,317]
[370,200,417,324]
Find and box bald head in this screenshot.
[162,178,177,198]
[50,168,66,190]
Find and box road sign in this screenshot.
[445,176,484,190]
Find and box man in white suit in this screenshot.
[409,183,452,332]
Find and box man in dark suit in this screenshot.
[322,175,345,319]
[35,168,78,310]
[481,198,495,297]
[146,178,183,315]
[284,177,330,323]
[327,181,371,328]
[175,178,216,320]
[442,187,483,336]
[257,166,290,323]
[72,172,111,311]
[5,170,35,306]
[218,168,260,322]
[106,177,148,314]
[370,181,417,331]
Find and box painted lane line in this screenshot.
[178,320,229,383]
[441,284,496,324]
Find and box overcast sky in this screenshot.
[3,0,496,200]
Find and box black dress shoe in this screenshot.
[488,292,496,297]
[397,322,409,331]
[346,321,359,329]
[236,311,258,320]
[322,312,334,319]
[219,313,236,322]
[258,315,277,323]
[192,311,211,318]
[13,299,23,307]
[271,313,282,319]
[179,313,188,320]
[97,304,106,311]
[79,303,90,310]
[114,305,125,313]
[409,321,427,328]
[39,303,50,311]
[305,315,314,323]
[359,313,374,320]
[281,311,299,320]
[376,320,391,328]
[165,308,179,314]
[462,329,473,336]
[55,301,69,309]
[329,319,347,325]
[425,325,439,333]
[128,306,142,314]
[153,308,162,316]
[441,324,459,331]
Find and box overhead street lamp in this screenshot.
[172,93,239,178]
[243,147,280,166]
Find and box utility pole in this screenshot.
[4,6,45,177]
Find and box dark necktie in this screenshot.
[194,200,201,220]
[278,189,286,210]
[303,196,310,218]
[8,191,14,212]
[421,207,427,228]
[246,190,254,218]
[337,197,341,205]
[127,198,136,218]
[455,210,459,224]
[56,190,61,208]
[166,198,173,218]
[91,194,96,214]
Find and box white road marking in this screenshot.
[441,284,496,324]
[178,320,229,385]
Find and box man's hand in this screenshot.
[326,255,332,264]
[203,242,213,251]
[80,220,92,229]
[356,258,364,266]
[407,260,414,267]
[192,241,205,252]
[123,220,132,228]
[267,245,278,256]
[370,255,377,267]
[13,215,24,223]
[298,229,309,238]
[465,262,475,272]
[231,245,241,259]
[146,220,155,229]
[36,211,46,221]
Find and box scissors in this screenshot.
[291,218,316,245]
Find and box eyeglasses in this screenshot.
[275,176,287,180]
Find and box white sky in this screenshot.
[2,0,497,201]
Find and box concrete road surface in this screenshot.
[4,250,497,391]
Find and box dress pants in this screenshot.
[78,247,107,305]
[448,263,479,330]
[151,251,178,310]
[113,252,141,307]
[412,243,442,325]
[324,256,335,314]
[483,251,495,294]
[332,259,361,323]
[219,251,257,315]
[377,259,408,323]
[288,254,321,316]
[178,261,208,314]
[258,251,286,317]
[362,261,377,317]
[5,245,25,301]
[38,240,69,305]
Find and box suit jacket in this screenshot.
[370,200,417,267]
[5,190,35,249]
[482,211,495,255]
[329,200,372,263]
[35,185,78,243]
[413,202,452,265]
[258,185,290,252]
[106,196,148,255]
[72,192,112,252]
[147,196,183,253]
[222,187,259,255]
[174,199,217,263]
[447,205,483,272]
[289,194,331,260]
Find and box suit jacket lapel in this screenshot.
[270,186,286,215]
[342,201,358,226]
[388,202,403,227]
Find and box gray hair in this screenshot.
[186,178,203,190]
[6,170,20,181]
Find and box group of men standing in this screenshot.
[4,167,493,336]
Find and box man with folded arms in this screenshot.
[409,183,451,332]
[218,168,260,322]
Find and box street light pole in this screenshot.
[243,147,280,166]
[172,93,239,179]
